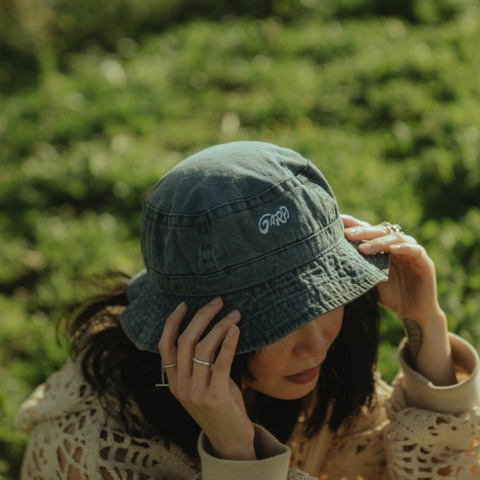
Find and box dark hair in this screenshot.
[60,272,380,457]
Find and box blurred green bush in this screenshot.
[1,0,478,93]
[1,1,480,479]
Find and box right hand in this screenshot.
[157,297,256,461]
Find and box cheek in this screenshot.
[323,306,344,343]
[329,312,343,341]
[248,345,289,381]
[246,306,344,388]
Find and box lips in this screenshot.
[285,362,323,385]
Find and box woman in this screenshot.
[17,141,480,479]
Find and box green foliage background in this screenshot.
[1,0,480,477]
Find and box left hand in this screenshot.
[342,214,456,386]
[341,214,444,325]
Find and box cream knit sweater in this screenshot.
[17,333,480,479]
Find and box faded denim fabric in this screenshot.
[120,141,389,354]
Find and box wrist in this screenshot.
[411,307,447,328]
[401,311,456,386]
[414,316,456,386]
[209,438,257,461]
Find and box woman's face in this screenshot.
[245,306,344,400]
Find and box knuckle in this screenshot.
[213,357,228,370]
[195,343,212,359]
[158,337,170,351]
[177,332,193,348]
[199,305,216,315]
[158,344,172,358]
[207,392,225,409]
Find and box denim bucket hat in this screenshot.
[120,141,389,354]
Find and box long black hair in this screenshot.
[60,271,380,457]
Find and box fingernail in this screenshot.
[345,227,357,234]
[359,243,372,253]
[209,297,222,306]
[390,244,401,251]
[175,301,185,311]
[228,325,239,336]
[227,310,240,320]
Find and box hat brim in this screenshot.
[119,238,389,354]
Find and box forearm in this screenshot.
[401,312,457,386]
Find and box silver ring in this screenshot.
[381,221,404,235]
[193,357,215,369]
[162,362,177,369]
[156,360,177,387]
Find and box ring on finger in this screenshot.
[381,221,405,236]
[193,357,215,370]
[392,223,405,236]
[163,361,177,369]
[156,360,177,387]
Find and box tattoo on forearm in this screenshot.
[401,318,423,371]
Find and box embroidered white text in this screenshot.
[259,206,290,234]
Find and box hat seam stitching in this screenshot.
[143,163,311,217]
[236,277,382,355]
[144,216,343,281]
[122,264,386,354]
[143,239,388,297]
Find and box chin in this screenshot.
[278,386,316,400]
[252,381,317,400]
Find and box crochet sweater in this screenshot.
[16,333,480,480]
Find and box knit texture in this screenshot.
[17,343,480,479]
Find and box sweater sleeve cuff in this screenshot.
[198,424,291,480]
[399,332,480,415]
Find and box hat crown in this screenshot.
[141,142,341,296]
[147,141,330,215]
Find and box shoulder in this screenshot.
[18,358,200,478]
[16,359,97,433]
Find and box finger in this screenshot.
[158,301,187,356]
[210,324,241,392]
[358,232,417,255]
[177,297,225,380]
[344,223,417,244]
[341,214,372,229]
[344,224,393,240]
[158,301,187,385]
[389,243,427,259]
[192,310,241,388]
[388,244,434,274]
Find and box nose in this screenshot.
[292,318,326,358]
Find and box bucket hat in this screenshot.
[120,141,389,354]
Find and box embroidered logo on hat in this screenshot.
[259,206,290,234]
